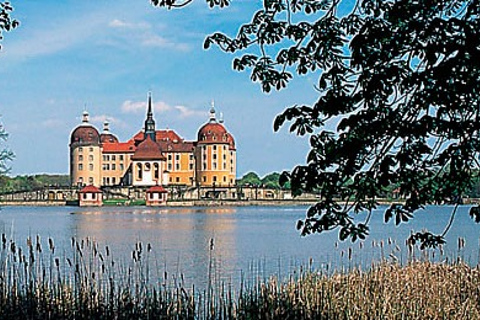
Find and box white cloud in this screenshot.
[107,18,190,52]
[175,105,207,118]
[108,19,150,30]
[121,100,205,119]
[142,35,190,51]
[90,115,128,129]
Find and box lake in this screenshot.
[0,204,479,289]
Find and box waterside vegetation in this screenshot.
[0,234,479,319]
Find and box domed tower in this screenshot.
[195,101,236,187]
[70,111,102,187]
[100,120,119,144]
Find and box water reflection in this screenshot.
[69,206,237,288]
[0,205,479,289]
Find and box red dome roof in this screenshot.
[70,125,100,145]
[100,133,119,144]
[197,122,230,144]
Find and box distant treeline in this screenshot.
[236,171,288,189]
[0,174,70,193]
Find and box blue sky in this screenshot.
[0,0,322,177]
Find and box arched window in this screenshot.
[137,163,143,180]
[154,163,159,179]
[145,163,151,171]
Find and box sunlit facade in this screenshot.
[69,95,236,188]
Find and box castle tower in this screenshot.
[195,101,236,188]
[69,110,102,187]
[144,92,156,142]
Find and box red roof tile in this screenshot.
[131,136,166,160]
[102,142,135,153]
[79,185,102,193]
[147,185,168,193]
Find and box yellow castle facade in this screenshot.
[69,95,236,188]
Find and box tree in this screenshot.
[261,172,281,189]
[237,171,262,186]
[152,0,480,248]
[0,2,17,185]
[0,120,14,176]
[0,1,18,51]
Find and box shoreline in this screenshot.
[0,199,320,207]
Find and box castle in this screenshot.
[69,94,236,189]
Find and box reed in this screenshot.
[0,233,479,319]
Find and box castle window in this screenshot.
[89,155,94,161]
[168,154,172,160]
[189,163,194,170]
[120,163,124,171]
[203,163,207,170]
[223,154,226,160]
[103,155,107,161]
[203,145,206,150]
[213,163,217,170]
[203,154,206,161]
[79,155,83,161]
[89,147,93,152]
[145,163,151,171]
[79,147,83,153]
[137,163,143,180]
[213,176,217,182]
[168,164,172,171]
[176,177,180,183]
[112,155,116,161]
[78,164,83,171]
[175,163,180,170]
[112,177,116,185]
[89,177,94,184]
[175,154,180,161]
[213,145,217,151]
[89,164,94,171]
[154,163,159,179]
[223,176,227,182]
[203,176,207,182]
[223,162,226,170]
[112,164,116,170]
[120,155,124,161]
[106,155,110,161]
[189,154,194,160]
[213,154,217,160]
[106,177,110,185]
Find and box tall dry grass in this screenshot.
[0,233,480,319]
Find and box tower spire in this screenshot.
[144,91,156,141]
[209,100,216,122]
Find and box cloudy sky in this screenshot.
[0,0,322,177]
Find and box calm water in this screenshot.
[0,204,479,288]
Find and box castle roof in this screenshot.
[146,185,168,193]
[70,125,101,146]
[79,185,102,193]
[102,142,135,153]
[131,136,166,160]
